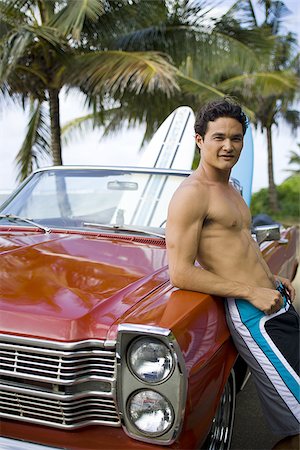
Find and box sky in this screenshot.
[0,0,299,195]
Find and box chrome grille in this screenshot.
[0,335,120,429]
[1,387,119,428]
[0,343,115,384]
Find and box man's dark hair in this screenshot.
[194,98,249,137]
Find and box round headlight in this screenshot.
[127,390,174,436]
[128,338,174,383]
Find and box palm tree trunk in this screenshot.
[48,88,72,216]
[48,88,63,165]
[266,125,279,212]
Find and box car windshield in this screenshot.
[0,168,188,233]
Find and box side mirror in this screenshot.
[254,224,281,245]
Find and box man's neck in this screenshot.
[196,163,231,184]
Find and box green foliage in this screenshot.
[1,0,299,185]
[286,144,300,175]
[216,0,300,212]
[251,175,300,220]
[192,145,200,170]
[0,1,180,171]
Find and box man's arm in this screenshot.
[166,183,284,315]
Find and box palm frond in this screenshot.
[216,0,258,28]
[212,30,261,70]
[178,72,226,98]
[288,52,300,73]
[111,0,210,52]
[0,25,67,93]
[217,71,299,98]
[287,149,300,166]
[286,154,300,174]
[0,1,34,26]
[63,87,185,148]
[67,50,179,97]
[259,0,291,33]
[113,23,261,75]
[108,0,265,76]
[191,27,260,72]
[61,113,97,147]
[281,110,300,134]
[179,71,255,119]
[0,0,64,46]
[24,24,66,47]
[0,79,30,109]
[48,0,105,40]
[84,0,168,47]
[0,30,32,82]
[15,100,51,182]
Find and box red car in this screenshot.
[0,166,298,450]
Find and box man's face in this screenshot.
[195,117,244,170]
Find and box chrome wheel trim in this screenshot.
[205,370,236,450]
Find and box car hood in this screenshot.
[0,230,169,342]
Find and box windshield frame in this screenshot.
[0,166,191,235]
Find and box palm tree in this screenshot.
[62,0,295,156]
[0,0,179,180]
[62,0,259,140]
[2,0,296,185]
[213,0,300,212]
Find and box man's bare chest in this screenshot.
[204,186,251,231]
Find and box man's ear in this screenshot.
[195,133,203,149]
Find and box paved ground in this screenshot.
[231,268,300,450]
[231,377,278,450]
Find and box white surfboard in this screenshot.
[112,106,195,227]
[138,106,195,170]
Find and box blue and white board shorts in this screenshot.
[226,283,300,437]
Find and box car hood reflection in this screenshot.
[0,231,168,341]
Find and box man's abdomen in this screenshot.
[198,230,275,289]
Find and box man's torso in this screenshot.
[185,175,276,290]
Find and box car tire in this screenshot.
[202,369,236,450]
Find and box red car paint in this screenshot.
[0,167,298,450]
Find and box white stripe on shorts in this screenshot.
[227,297,300,421]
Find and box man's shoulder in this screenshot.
[168,174,209,216]
[178,173,209,194]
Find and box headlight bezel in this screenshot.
[116,323,187,446]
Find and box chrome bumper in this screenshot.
[0,437,66,450]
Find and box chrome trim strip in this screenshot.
[30,165,192,176]
[1,383,114,400]
[0,414,120,430]
[118,323,172,337]
[104,339,117,348]
[0,372,114,386]
[0,437,66,450]
[0,383,115,400]
[0,343,115,356]
[0,334,116,350]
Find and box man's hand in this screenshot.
[274,275,296,302]
[249,286,284,315]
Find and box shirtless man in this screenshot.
[166,99,299,449]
